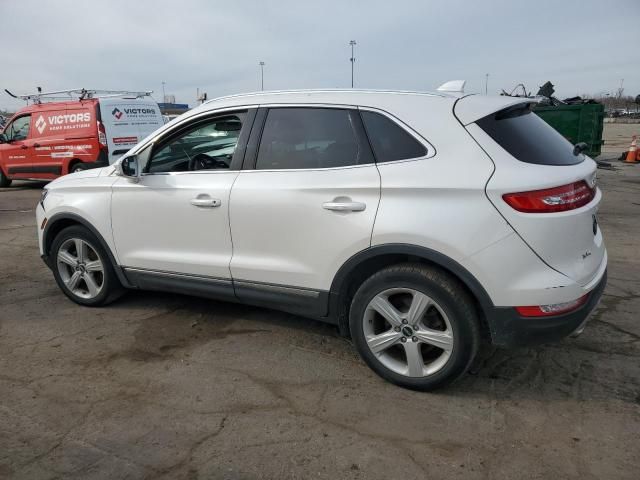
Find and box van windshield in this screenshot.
[476,104,583,166]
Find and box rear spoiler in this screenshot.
[454,94,538,126]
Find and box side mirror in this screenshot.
[115,155,140,180]
[0,133,7,144]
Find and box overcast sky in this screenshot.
[1,0,638,111]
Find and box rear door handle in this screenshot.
[20,144,28,149]
[322,201,366,212]
[190,196,221,208]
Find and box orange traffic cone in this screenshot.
[624,135,638,163]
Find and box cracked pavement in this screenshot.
[1,160,639,479]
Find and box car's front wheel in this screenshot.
[349,263,480,391]
[50,225,124,306]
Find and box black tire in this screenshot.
[0,168,12,188]
[349,263,480,391]
[69,163,87,174]
[50,225,124,306]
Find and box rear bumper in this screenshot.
[487,269,607,347]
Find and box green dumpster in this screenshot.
[533,103,604,157]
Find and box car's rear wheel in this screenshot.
[349,263,480,391]
[51,225,124,306]
[70,163,86,174]
[0,168,12,187]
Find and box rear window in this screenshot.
[476,104,583,166]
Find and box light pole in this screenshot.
[161,81,166,103]
[484,74,489,95]
[349,40,356,88]
[259,62,265,91]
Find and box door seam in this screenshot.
[370,163,383,247]
[226,171,241,292]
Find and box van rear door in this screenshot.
[99,98,165,164]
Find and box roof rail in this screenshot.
[4,88,153,104]
[203,88,446,105]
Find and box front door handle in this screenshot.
[322,201,366,212]
[20,144,28,149]
[190,196,221,208]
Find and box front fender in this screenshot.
[41,214,133,289]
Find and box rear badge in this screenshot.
[582,250,592,260]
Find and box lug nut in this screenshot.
[394,326,400,332]
[402,319,408,324]
[401,337,407,343]
[412,336,418,342]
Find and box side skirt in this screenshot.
[122,268,333,323]
[234,279,330,321]
[9,165,62,175]
[123,268,237,303]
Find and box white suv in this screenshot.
[36,89,607,390]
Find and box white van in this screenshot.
[98,97,165,164]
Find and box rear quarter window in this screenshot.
[360,110,427,163]
[476,104,583,166]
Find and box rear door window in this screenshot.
[476,104,583,166]
[360,110,427,162]
[255,107,373,170]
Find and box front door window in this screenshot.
[146,114,245,173]
[5,115,31,141]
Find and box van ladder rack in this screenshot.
[4,88,153,104]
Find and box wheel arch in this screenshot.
[42,212,134,288]
[65,158,84,175]
[328,244,495,339]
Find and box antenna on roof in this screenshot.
[436,80,466,94]
[4,88,153,104]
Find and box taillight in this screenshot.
[97,121,107,148]
[515,294,588,317]
[503,181,595,213]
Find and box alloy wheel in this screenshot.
[56,238,104,299]
[363,288,453,377]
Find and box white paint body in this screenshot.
[110,171,238,278]
[36,89,607,309]
[229,163,381,288]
